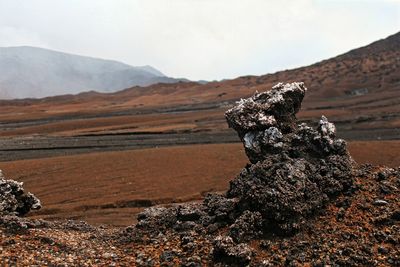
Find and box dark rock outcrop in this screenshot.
[0,170,41,232]
[0,170,41,217]
[124,82,355,265]
[226,82,354,233]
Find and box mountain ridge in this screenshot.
[6,31,398,102]
[0,46,181,99]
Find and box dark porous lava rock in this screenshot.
[212,235,253,266]
[121,82,361,265]
[226,82,354,233]
[0,170,42,232]
[0,170,41,217]
[229,210,263,243]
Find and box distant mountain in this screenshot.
[2,32,399,106]
[0,46,182,99]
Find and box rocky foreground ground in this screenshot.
[1,83,399,266]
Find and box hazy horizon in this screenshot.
[0,0,399,81]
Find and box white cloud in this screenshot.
[0,26,49,48]
[0,0,398,80]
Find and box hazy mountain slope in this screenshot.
[87,31,400,105]
[254,31,400,99]
[2,32,399,105]
[137,65,165,76]
[0,46,178,99]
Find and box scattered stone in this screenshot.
[102,252,117,259]
[377,171,388,181]
[229,210,262,243]
[373,199,389,206]
[160,250,178,263]
[212,236,252,266]
[378,246,389,254]
[391,210,400,221]
[181,256,202,267]
[181,234,195,245]
[259,240,271,250]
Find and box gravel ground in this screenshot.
[1,165,398,266]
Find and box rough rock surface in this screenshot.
[117,82,357,265]
[128,83,354,238]
[0,170,41,217]
[212,236,253,265]
[225,82,354,233]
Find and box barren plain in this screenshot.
[0,142,399,226]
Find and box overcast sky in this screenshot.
[0,0,399,80]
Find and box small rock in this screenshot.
[102,252,117,259]
[391,210,400,221]
[160,250,178,263]
[181,235,195,245]
[212,236,252,266]
[259,240,271,250]
[373,200,389,206]
[181,256,202,267]
[378,246,388,254]
[376,171,388,181]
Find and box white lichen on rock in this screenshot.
[319,115,336,137]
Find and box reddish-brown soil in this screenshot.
[0,144,247,226]
[349,140,400,167]
[0,142,398,226]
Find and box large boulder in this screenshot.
[128,82,356,264]
[226,82,354,233]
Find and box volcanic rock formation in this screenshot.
[0,169,42,232]
[225,82,354,233]
[0,170,41,217]
[122,82,355,265]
